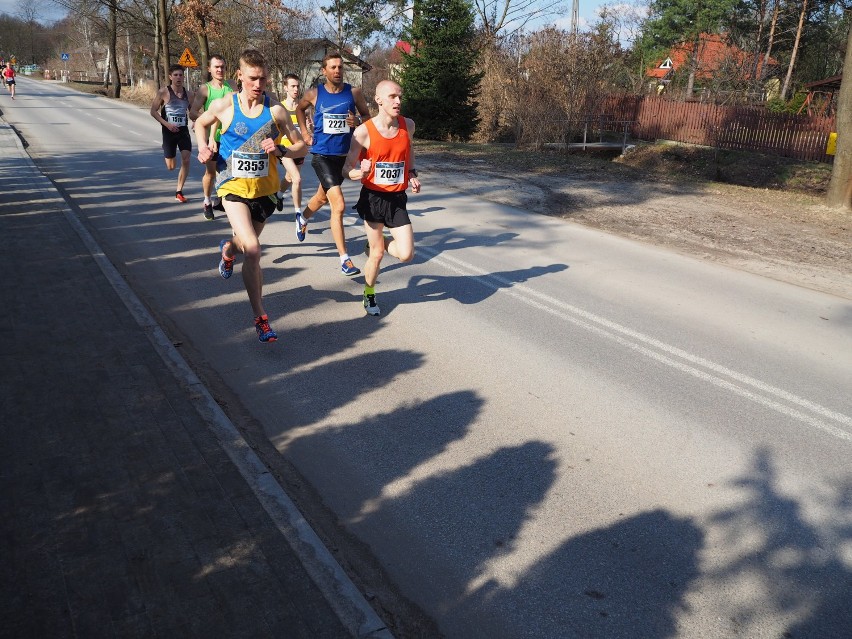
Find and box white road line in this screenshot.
[422,245,852,441]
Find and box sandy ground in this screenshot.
[415,154,851,300]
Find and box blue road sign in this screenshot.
[61,53,69,61]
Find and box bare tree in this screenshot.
[473,0,565,42]
[826,21,852,209]
[779,0,807,101]
[157,0,168,81]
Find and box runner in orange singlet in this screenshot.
[344,80,421,316]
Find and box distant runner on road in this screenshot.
[276,73,306,219]
[345,80,421,316]
[189,54,234,220]
[150,65,194,203]
[3,63,16,100]
[194,49,307,343]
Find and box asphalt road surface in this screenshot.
[7,76,852,638]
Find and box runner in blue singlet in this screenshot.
[295,52,371,277]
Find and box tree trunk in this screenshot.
[108,0,120,98]
[685,32,702,99]
[158,0,170,82]
[126,31,133,87]
[197,29,210,83]
[826,23,852,209]
[762,0,779,80]
[780,0,807,101]
[103,45,110,87]
[153,0,161,85]
[750,0,768,91]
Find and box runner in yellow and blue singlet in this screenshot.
[194,49,307,343]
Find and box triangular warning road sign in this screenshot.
[178,48,198,68]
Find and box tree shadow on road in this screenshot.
[700,447,852,638]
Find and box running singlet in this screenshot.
[361,117,411,193]
[278,103,300,148]
[215,93,280,199]
[161,86,189,129]
[311,83,356,156]
[204,81,232,142]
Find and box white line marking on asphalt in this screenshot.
[422,246,852,442]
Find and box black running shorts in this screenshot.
[162,126,192,159]
[311,153,346,191]
[223,193,276,224]
[355,187,410,228]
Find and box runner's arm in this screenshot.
[194,99,223,163]
[406,118,421,193]
[345,124,371,180]
[266,105,307,159]
[188,86,206,120]
[295,89,316,145]
[150,88,176,131]
[352,87,372,121]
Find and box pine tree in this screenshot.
[400,0,483,141]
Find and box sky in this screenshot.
[0,0,67,23]
[0,0,629,41]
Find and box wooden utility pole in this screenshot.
[158,0,170,82]
[826,24,852,209]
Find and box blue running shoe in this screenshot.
[219,239,234,279]
[254,315,278,342]
[296,212,308,242]
[341,258,361,277]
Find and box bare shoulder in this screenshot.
[208,93,233,114]
[152,85,168,105]
[298,87,318,107]
[270,101,289,125]
[353,122,370,143]
[405,117,416,133]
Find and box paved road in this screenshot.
[6,76,852,638]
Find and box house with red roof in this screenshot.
[646,33,778,95]
[387,41,412,80]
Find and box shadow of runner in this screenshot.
[449,509,703,639]
[397,263,569,307]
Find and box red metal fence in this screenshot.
[597,95,836,162]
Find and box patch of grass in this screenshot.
[414,139,832,196]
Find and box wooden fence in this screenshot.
[594,95,836,163]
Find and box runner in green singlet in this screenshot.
[189,54,234,220]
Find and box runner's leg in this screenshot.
[223,200,267,318]
[387,224,415,263]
